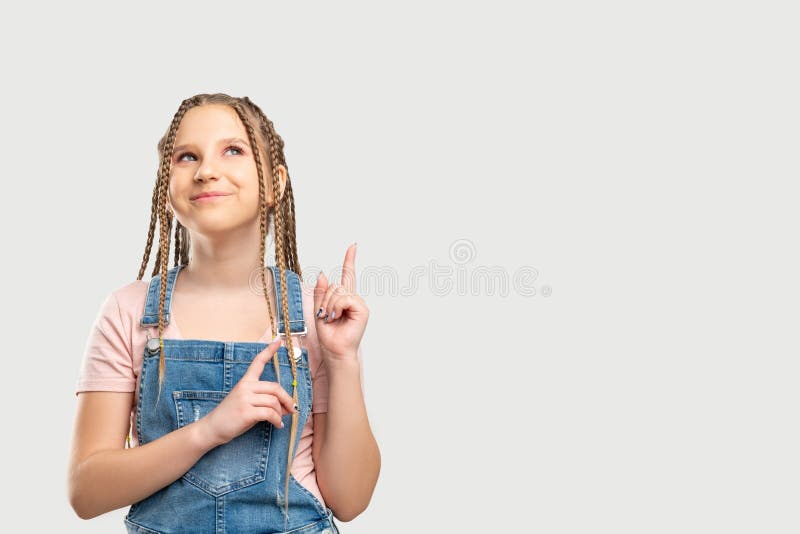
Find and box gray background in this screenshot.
[1,1,797,532]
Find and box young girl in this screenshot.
[68,93,381,533]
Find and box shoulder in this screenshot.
[88,279,150,338]
[105,279,150,321]
[111,279,150,306]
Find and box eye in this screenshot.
[225,144,245,156]
[175,145,245,162]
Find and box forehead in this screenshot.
[174,104,246,143]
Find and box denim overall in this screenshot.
[124,264,340,534]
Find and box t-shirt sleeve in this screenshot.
[75,291,136,395]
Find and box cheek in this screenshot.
[236,165,270,198]
[241,188,264,213]
[239,164,265,190]
[168,171,193,197]
[167,181,179,206]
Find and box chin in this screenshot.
[188,216,248,236]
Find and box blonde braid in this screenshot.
[232,99,301,521]
[267,129,301,522]
[173,220,181,267]
[154,97,195,406]
[243,97,302,277]
[137,177,161,280]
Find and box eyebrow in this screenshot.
[172,137,251,154]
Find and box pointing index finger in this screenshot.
[341,242,357,293]
[243,336,282,381]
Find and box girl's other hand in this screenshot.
[199,337,297,448]
[314,242,369,361]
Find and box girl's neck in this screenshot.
[182,223,269,292]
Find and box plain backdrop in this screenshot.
[1,1,798,532]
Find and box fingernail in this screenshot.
[280,421,284,428]
[293,403,298,412]
[316,307,323,317]
[330,311,335,320]
[322,313,329,321]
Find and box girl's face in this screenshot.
[167,104,285,237]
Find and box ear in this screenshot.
[267,164,288,207]
[276,164,287,199]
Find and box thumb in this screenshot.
[314,271,328,315]
[243,335,282,381]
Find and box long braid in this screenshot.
[164,213,174,267]
[269,129,300,524]
[240,97,303,521]
[151,244,161,277]
[243,97,302,276]
[173,220,181,267]
[282,178,301,276]
[231,101,300,522]
[137,177,161,280]
[154,97,195,406]
[177,221,190,266]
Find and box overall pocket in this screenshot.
[173,390,271,497]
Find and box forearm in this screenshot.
[316,355,381,520]
[70,420,219,520]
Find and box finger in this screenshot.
[314,271,329,319]
[318,283,344,321]
[250,393,286,416]
[242,337,282,381]
[323,292,340,323]
[326,293,356,323]
[323,291,350,323]
[253,406,284,429]
[318,282,336,320]
[341,243,357,293]
[250,380,297,412]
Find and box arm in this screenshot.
[67,391,220,520]
[312,354,381,522]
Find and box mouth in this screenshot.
[191,192,232,201]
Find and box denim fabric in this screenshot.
[124,264,339,534]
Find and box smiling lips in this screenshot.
[191,191,231,201]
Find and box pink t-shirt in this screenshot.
[75,276,364,509]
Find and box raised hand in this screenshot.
[314,242,369,361]
[199,336,297,448]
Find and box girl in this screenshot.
[68,93,381,533]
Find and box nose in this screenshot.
[193,163,220,183]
